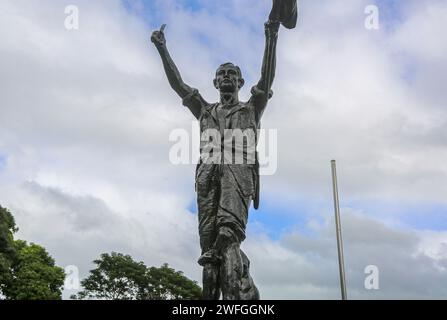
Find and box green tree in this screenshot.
[1,205,65,300]
[75,252,147,300]
[74,253,202,300]
[142,263,202,300]
[0,205,18,296]
[2,240,65,300]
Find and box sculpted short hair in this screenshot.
[216,62,243,79]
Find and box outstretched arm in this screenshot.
[151,25,194,98]
[257,21,280,94]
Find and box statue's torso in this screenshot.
[196,101,260,204]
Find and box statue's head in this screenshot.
[213,62,245,93]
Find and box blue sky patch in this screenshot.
[346,198,447,232]
[122,0,207,29]
[0,154,7,171]
[373,0,407,30]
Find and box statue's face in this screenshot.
[214,65,244,93]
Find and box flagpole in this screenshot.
[331,160,347,300]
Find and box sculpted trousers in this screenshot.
[196,164,259,300]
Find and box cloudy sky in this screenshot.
[1,0,447,299]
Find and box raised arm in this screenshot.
[257,21,280,94]
[250,21,280,117]
[151,25,194,98]
[151,25,206,119]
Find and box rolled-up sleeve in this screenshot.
[182,88,207,120]
[249,85,273,119]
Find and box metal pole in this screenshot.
[331,160,347,300]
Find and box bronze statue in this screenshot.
[151,0,297,300]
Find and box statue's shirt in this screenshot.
[182,85,272,210]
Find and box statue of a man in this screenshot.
[151,15,282,300]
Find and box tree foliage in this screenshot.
[1,240,65,300]
[75,252,147,300]
[74,253,202,300]
[0,205,18,295]
[0,206,17,251]
[0,206,65,300]
[142,263,202,300]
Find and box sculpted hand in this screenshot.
[151,24,166,48]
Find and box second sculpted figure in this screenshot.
[151,0,297,300]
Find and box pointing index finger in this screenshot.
[160,24,166,33]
